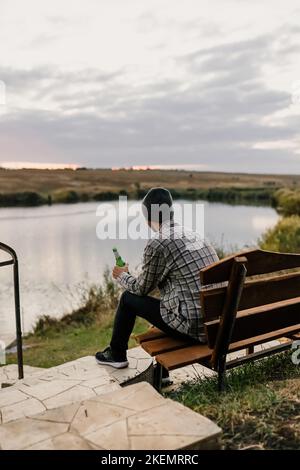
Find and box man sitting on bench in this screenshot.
[95,187,219,372]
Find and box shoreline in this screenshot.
[0,186,275,208]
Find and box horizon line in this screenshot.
[0,161,299,177]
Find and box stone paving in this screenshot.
[0,382,221,450]
[0,364,43,388]
[1,347,153,389]
[0,357,120,425]
[0,347,155,425]
[0,331,287,449]
[0,346,223,449]
[0,341,283,425]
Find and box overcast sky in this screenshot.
[0,0,300,173]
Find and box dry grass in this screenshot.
[0,168,298,195]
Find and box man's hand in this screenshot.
[112,264,129,280]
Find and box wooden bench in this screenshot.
[136,248,300,391]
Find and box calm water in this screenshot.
[0,200,279,336]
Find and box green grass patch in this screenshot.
[167,352,300,449]
[5,318,147,369]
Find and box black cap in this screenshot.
[142,187,173,223]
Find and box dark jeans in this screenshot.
[110,290,198,361]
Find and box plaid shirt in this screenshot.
[118,221,219,341]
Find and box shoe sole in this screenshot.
[95,358,129,369]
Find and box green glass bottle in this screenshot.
[112,247,126,267]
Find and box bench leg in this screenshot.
[218,356,226,392]
[154,362,163,392]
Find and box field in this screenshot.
[1,168,300,193]
[1,168,299,206]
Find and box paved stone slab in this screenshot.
[0,357,120,425]
[0,382,221,450]
[0,417,69,450]
[1,397,46,424]
[0,388,28,408]
[70,401,134,436]
[30,403,80,424]
[85,418,130,450]
[43,384,97,410]
[18,378,82,401]
[0,364,44,388]
[26,432,103,450]
[91,380,165,412]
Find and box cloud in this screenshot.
[0,4,300,173]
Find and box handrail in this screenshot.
[0,242,23,379]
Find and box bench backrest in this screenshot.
[200,248,300,351]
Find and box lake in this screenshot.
[0,200,279,337]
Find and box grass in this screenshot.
[272,188,300,216]
[1,168,294,195]
[0,167,296,206]
[167,352,300,449]
[5,319,147,369]
[259,215,300,252]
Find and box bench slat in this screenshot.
[141,336,194,356]
[200,249,300,284]
[156,343,212,370]
[135,327,167,343]
[205,296,300,348]
[201,271,300,321]
[156,325,300,370]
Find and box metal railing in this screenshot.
[0,242,23,379]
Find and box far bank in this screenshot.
[1,168,299,207]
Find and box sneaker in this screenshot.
[95,347,129,369]
[161,377,173,387]
[161,368,173,387]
